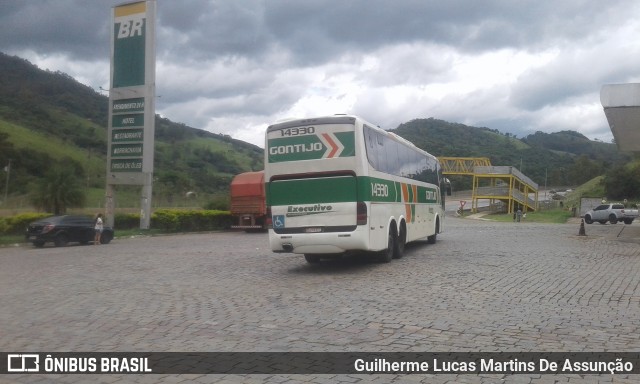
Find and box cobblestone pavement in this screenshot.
[1,217,639,383]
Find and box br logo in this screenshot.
[117,18,144,39]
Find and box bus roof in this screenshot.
[266,115,357,132]
[266,114,435,160]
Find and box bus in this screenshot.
[264,115,445,263]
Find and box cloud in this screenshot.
[2,0,640,146]
[0,0,112,60]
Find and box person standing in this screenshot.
[94,213,103,245]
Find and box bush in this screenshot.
[151,209,231,232]
[114,213,140,230]
[1,213,52,235]
[0,210,232,236]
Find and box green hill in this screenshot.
[392,118,630,190]
[0,53,263,208]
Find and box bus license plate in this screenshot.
[305,227,322,233]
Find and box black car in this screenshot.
[25,215,114,247]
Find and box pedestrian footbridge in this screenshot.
[439,157,539,214]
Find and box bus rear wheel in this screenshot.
[427,218,439,244]
[378,226,396,263]
[393,223,406,259]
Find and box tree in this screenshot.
[30,166,86,214]
[603,164,640,201]
[567,155,603,185]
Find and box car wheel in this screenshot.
[624,219,633,225]
[100,232,112,244]
[609,214,618,225]
[304,254,320,264]
[54,234,68,247]
[584,215,593,224]
[32,240,45,248]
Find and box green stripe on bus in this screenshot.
[358,176,439,203]
[334,131,355,157]
[358,177,400,203]
[268,177,357,205]
[267,176,440,206]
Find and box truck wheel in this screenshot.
[584,215,593,224]
[609,214,618,224]
[624,219,633,225]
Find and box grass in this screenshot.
[0,234,24,246]
[0,118,104,170]
[483,208,574,223]
[184,138,261,170]
[562,176,606,208]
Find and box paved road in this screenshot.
[1,217,639,383]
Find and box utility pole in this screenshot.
[3,159,10,204]
[544,168,548,201]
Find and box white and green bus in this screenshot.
[265,115,445,263]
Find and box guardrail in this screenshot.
[475,186,536,207]
[474,166,539,190]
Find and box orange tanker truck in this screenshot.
[230,170,267,230]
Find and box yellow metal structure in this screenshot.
[439,157,491,175]
[471,166,538,214]
[439,158,538,214]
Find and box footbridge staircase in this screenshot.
[439,157,539,214]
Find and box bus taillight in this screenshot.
[357,202,367,225]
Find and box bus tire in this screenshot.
[393,221,406,259]
[378,225,396,263]
[427,218,439,244]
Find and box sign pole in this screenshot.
[106,0,156,230]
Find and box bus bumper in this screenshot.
[269,226,370,254]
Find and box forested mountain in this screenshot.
[393,118,631,189]
[0,53,262,202]
[0,51,633,206]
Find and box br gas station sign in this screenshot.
[106,0,156,229]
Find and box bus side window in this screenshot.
[387,139,401,176]
[365,127,378,170]
[398,142,411,178]
[376,132,388,173]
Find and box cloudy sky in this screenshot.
[1,0,639,147]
